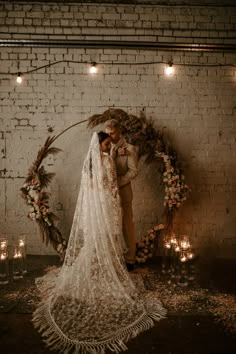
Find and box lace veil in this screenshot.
[33,132,166,354]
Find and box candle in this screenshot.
[187,252,194,260]
[0,253,7,260]
[13,251,22,259]
[170,237,177,245]
[0,241,7,250]
[19,240,25,247]
[164,242,171,249]
[180,254,187,262]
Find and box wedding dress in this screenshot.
[33,132,166,354]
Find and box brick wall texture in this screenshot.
[0,1,235,257]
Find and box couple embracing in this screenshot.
[33,119,166,354]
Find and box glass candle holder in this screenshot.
[18,236,27,274]
[0,249,9,284]
[0,238,8,252]
[180,235,191,251]
[12,246,24,279]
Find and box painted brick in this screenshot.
[0,2,235,259]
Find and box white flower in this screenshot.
[29,190,37,198]
[29,212,36,220]
[29,207,35,213]
[34,193,39,201]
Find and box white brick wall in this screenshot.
[0,2,236,258]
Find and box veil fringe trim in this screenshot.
[33,298,166,354]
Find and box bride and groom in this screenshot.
[33,119,166,354]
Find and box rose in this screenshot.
[40,205,47,213]
[117,147,127,156]
[31,178,39,186]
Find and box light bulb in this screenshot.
[16,73,23,84]
[89,63,97,74]
[165,63,174,76]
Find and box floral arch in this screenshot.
[21,109,190,262]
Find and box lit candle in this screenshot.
[0,253,7,260]
[187,252,194,260]
[180,238,190,250]
[180,254,187,262]
[19,240,24,247]
[13,251,22,259]
[175,245,180,252]
[0,241,7,250]
[170,237,177,245]
[164,242,171,249]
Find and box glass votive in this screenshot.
[18,236,27,274]
[0,238,8,251]
[0,250,9,284]
[180,235,191,250]
[12,246,24,279]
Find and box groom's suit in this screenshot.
[111,137,138,264]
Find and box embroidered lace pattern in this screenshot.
[33,133,166,354]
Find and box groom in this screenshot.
[105,119,138,271]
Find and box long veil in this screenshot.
[33,132,166,354]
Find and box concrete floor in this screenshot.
[0,256,235,354]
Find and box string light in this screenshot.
[16,72,23,84]
[7,60,235,84]
[89,62,97,74]
[165,61,174,76]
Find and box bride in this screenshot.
[33,131,166,354]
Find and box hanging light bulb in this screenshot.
[165,61,174,76]
[89,63,97,74]
[16,73,23,84]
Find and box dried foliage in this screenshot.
[21,137,67,259]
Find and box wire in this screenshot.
[1,59,235,77]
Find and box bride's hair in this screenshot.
[98,131,110,144]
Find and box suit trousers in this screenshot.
[119,183,136,264]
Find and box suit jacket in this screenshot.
[111,138,138,202]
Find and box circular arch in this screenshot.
[21,108,190,261]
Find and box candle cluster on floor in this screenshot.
[161,234,196,286]
[0,237,27,284]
